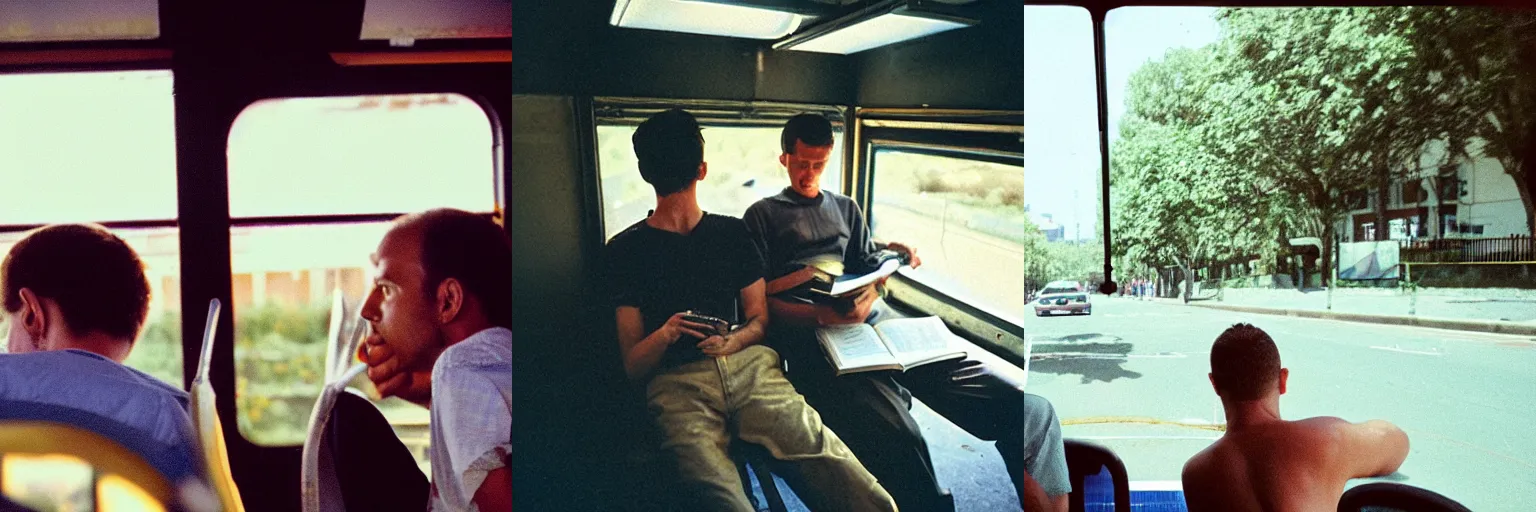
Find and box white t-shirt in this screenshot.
[427,327,512,511]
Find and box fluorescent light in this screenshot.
[774,2,977,55]
[611,0,803,40]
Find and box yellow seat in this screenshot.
[191,299,246,512]
[0,420,174,510]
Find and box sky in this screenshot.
[1024,6,1220,242]
[0,70,496,225]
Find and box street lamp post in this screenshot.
[1327,233,1338,311]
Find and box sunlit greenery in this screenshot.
[1113,7,1534,299]
[232,302,331,445]
[124,312,183,387]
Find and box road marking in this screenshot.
[1032,352,1195,359]
[1369,345,1444,356]
[1072,436,1220,441]
[1062,416,1227,432]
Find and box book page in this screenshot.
[817,324,897,370]
[827,259,902,296]
[875,316,958,355]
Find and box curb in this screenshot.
[1185,302,1536,336]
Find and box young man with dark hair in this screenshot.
[0,224,199,482]
[1182,323,1410,511]
[356,208,511,511]
[603,108,895,511]
[744,112,1071,511]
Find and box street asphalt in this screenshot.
[1024,295,1536,511]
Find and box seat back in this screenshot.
[0,420,176,510]
[300,364,367,512]
[1338,483,1471,512]
[190,299,245,512]
[1064,439,1131,512]
[302,291,427,511]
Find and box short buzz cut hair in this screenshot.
[781,113,834,155]
[632,108,704,197]
[1,224,151,342]
[1209,323,1282,401]
[396,209,512,329]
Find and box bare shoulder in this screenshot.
[1294,415,1410,478]
[1295,416,1350,429]
[1182,440,1226,483]
[1295,415,1392,442]
[1290,416,1353,441]
[1181,441,1233,511]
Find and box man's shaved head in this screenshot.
[1209,323,1282,401]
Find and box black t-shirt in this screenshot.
[605,213,766,371]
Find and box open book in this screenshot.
[811,258,902,298]
[815,316,968,375]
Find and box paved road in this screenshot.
[871,203,1026,319]
[1024,296,1536,510]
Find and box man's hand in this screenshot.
[886,241,922,269]
[662,313,714,344]
[698,333,747,357]
[357,334,432,407]
[818,285,878,326]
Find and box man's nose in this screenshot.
[359,293,382,321]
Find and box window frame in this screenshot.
[853,109,1026,364]
[222,91,504,448]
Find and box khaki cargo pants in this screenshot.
[646,344,897,512]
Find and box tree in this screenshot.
[1112,46,1271,301]
[1201,7,1476,284]
[1111,7,1532,292]
[1384,7,1536,237]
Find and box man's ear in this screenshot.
[17,288,48,347]
[778,153,788,167]
[436,279,466,325]
[698,161,708,182]
[1208,373,1218,396]
[1277,368,1289,396]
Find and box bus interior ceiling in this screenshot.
[1,1,509,510]
[512,0,1020,509]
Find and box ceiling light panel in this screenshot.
[785,10,969,54]
[611,0,804,40]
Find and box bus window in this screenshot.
[225,94,497,475]
[868,150,1025,321]
[1,454,92,510]
[0,0,159,43]
[360,0,512,41]
[0,70,182,388]
[596,122,843,240]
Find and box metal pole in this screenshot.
[1327,235,1337,311]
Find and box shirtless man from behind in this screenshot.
[1182,323,1410,512]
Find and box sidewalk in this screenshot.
[1168,287,1536,336]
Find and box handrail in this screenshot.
[194,299,220,387]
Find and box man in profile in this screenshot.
[0,224,199,482]
[1182,323,1410,511]
[354,208,512,511]
[744,113,1070,511]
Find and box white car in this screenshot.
[1033,281,1091,317]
